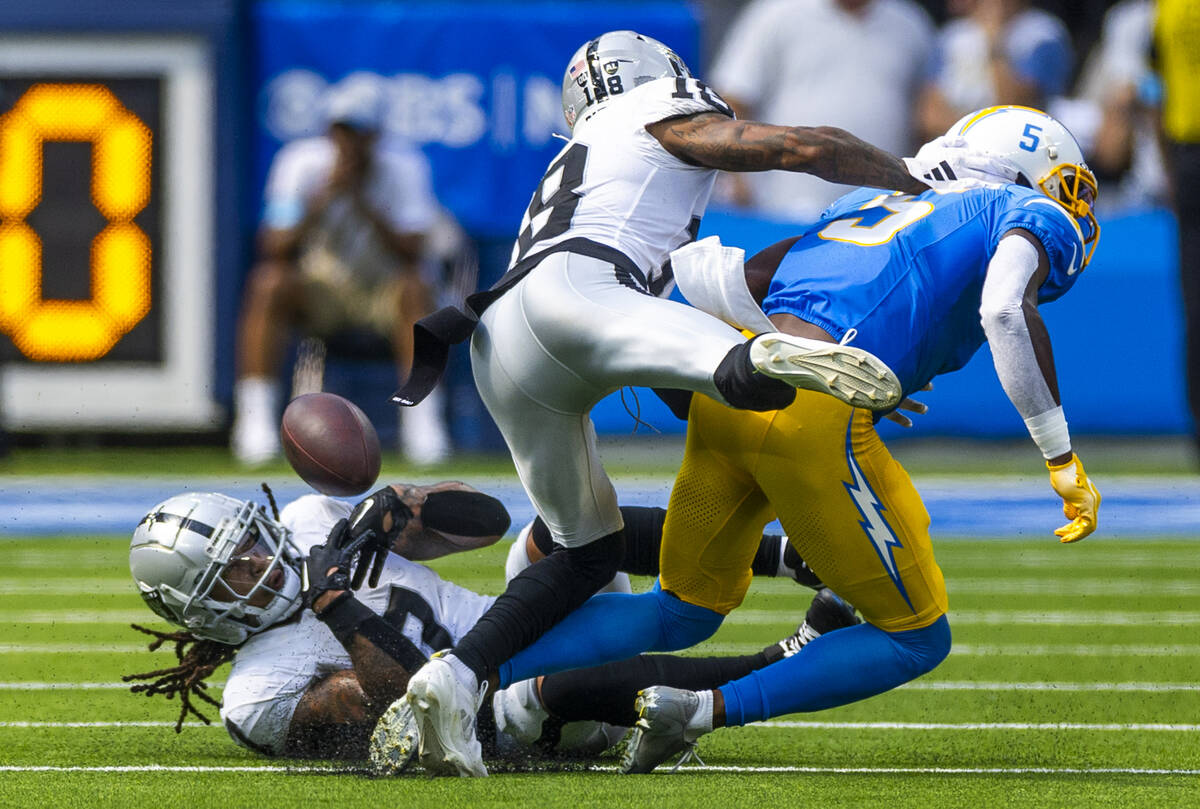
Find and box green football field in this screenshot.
[2,527,1199,808]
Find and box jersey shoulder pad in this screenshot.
[627,76,734,126]
[994,186,1086,287]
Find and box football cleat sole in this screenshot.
[369,697,420,776]
[749,333,902,411]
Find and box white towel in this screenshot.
[670,236,775,335]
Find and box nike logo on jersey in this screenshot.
[843,428,915,612]
[1066,242,1079,275]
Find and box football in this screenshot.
[280,393,381,497]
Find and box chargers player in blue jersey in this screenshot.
[390,105,1103,776]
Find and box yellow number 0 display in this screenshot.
[0,83,151,361]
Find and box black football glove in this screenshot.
[303,518,375,611]
[344,487,413,589]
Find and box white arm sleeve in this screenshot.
[980,234,1071,459]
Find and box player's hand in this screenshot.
[1047,454,1101,543]
[883,383,932,428]
[303,519,373,611]
[904,136,1023,188]
[344,487,413,589]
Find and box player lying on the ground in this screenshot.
[123,482,855,763]
[419,106,1104,775]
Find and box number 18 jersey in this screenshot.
[509,76,734,293]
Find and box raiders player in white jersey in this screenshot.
[388,29,933,777]
[125,483,853,763]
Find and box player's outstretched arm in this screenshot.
[980,229,1100,542]
[646,113,927,195]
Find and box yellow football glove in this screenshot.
[1047,454,1101,543]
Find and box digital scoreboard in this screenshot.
[0,37,218,429]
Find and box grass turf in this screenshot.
[1,533,1198,808]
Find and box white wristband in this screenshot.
[1024,406,1071,460]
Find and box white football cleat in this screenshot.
[405,655,489,777]
[369,696,420,776]
[620,686,707,774]
[749,332,902,411]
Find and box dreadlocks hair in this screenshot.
[260,482,280,520]
[122,623,238,732]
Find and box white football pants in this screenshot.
[470,251,747,548]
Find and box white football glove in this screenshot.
[904,136,1023,190]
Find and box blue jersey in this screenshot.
[762,184,1087,398]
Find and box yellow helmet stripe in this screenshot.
[957,105,1049,134]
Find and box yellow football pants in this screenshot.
[659,390,948,632]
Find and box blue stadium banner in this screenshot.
[252,1,701,237]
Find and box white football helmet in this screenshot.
[129,492,302,645]
[561,30,691,130]
[950,105,1100,267]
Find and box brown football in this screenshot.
[281,393,381,497]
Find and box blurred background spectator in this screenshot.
[231,84,451,467]
[917,0,1073,142]
[0,0,1194,459]
[1063,0,1163,215]
[1155,0,1200,453]
[708,0,935,222]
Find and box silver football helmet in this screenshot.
[561,30,691,130]
[129,492,303,645]
[949,105,1100,268]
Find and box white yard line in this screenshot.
[0,763,1197,776]
[3,609,1197,626]
[695,642,1200,656]
[758,721,1200,731]
[724,610,1200,627]
[3,719,1196,731]
[0,644,147,654]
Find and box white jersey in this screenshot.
[219,495,495,755]
[218,494,617,756]
[508,76,732,292]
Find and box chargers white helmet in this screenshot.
[950,105,1100,267]
[129,492,302,645]
[561,30,691,131]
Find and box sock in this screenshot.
[539,648,771,727]
[454,530,627,682]
[235,376,279,429]
[719,616,951,725]
[688,689,715,736]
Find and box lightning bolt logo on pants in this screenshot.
[842,424,915,612]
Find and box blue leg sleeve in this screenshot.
[720,615,951,726]
[498,580,724,689]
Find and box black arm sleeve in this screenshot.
[316,593,428,672]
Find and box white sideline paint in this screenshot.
[0,764,1197,776]
[6,680,1198,692]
